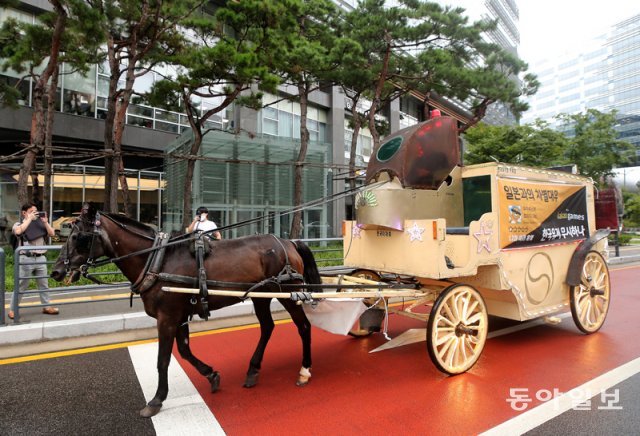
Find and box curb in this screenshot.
[608,254,640,265]
[0,300,285,348]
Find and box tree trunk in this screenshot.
[348,98,362,193]
[43,64,60,216]
[112,45,139,217]
[103,37,119,213]
[290,82,310,239]
[367,33,392,150]
[17,1,66,206]
[113,88,132,216]
[182,130,203,231]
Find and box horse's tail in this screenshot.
[294,241,322,291]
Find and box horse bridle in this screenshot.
[62,215,103,281]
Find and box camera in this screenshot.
[37,211,46,218]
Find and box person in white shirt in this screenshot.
[187,206,222,240]
[9,203,58,319]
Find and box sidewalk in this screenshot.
[2,252,639,357]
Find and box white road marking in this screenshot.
[129,342,225,435]
[480,356,640,435]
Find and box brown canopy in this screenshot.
[365,116,460,189]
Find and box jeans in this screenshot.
[11,254,52,311]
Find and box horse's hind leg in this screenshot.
[176,321,220,393]
[280,298,312,386]
[244,297,274,388]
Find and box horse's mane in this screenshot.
[102,212,156,237]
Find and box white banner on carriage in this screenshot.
[303,298,368,335]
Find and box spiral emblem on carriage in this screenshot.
[524,252,554,305]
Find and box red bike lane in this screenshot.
[174,266,640,435]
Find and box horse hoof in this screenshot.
[140,404,162,418]
[296,367,311,386]
[207,371,221,393]
[243,373,259,388]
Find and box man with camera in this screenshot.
[8,203,58,319]
[187,206,222,240]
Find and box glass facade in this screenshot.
[164,130,332,239]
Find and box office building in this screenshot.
[522,13,640,166]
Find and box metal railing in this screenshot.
[8,245,131,324]
[1,247,5,326]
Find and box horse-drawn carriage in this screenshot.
[339,116,610,374]
[52,115,611,416]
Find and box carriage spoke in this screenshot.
[457,292,470,320]
[451,295,463,322]
[437,314,457,328]
[463,300,480,322]
[444,338,459,368]
[442,301,458,324]
[437,336,456,360]
[435,329,455,346]
[590,300,602,321]
[459,338,469,364]
[580,299,593,326]
[466,312,483,326]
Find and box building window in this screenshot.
[260,99,327,142]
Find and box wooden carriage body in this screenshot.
[344,138,604,322]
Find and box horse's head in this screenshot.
[51,203,108,283]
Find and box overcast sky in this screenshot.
[518,1,639,64]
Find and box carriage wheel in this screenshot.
[348,270,385,337]
[570,251,611,334]
[427,284,488,375]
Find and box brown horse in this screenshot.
[50,206,321,418]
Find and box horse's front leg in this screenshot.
[140,317,177,418]
[244,297,274,388]
[176,320,220,393]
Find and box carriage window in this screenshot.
[463,175,492,226]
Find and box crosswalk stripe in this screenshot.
[128,342,225,435]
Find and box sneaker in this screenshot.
[42,307,59,315]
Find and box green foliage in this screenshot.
[307,242,343,267]
[464,110,634,183]
[463,120,568,166]
[609,233,632,245]
[622,191,640,228]
[556,109,635,183]
[617,234,633,245]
